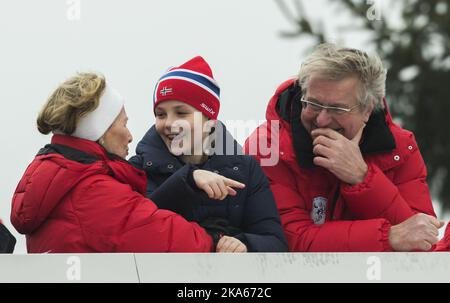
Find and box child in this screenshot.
[130,56,287,252]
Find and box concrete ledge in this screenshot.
[1,253,449,283]
[0,254,138,283]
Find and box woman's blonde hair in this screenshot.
[298,43,387,110]
[37,73,106,135]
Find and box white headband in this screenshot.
[71,84,125,141]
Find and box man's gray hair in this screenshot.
[298,43,387,111]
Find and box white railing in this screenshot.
[1,253,449,283]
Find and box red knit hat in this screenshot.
[153,56,220,119]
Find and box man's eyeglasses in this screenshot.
[300,96,360,116]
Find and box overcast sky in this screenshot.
[1,0,447,254]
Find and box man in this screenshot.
[245,43,445,252]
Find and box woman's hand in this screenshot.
[193,169,245,200]
[216,236,247,253]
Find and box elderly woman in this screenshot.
[11,73,213,253]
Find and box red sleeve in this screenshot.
[262,162,392,252]
[434,223,450,252]
[341,142,435,225]
[73,176,213,252]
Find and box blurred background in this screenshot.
[1,0,448,254]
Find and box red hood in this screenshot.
[266,78,297,122]
[11,135,146,234]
